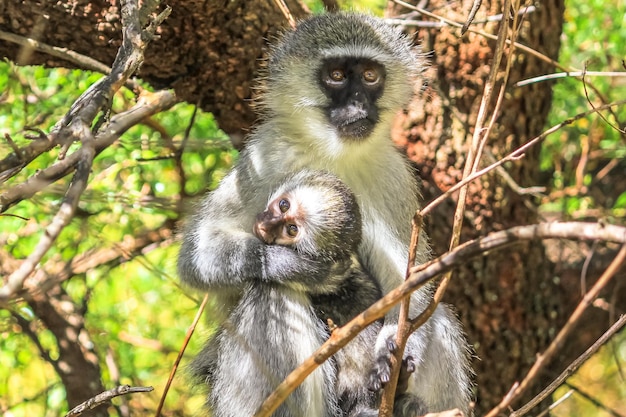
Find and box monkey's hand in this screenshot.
[368,336,415,395]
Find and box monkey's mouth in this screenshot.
[336,118,375,140]
[329,104,378,140]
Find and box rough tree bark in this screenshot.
[0,0,307,139]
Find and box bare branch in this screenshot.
[155,293,209,417]
[461,0,482,34]
[582,67,626,134]
[25,218,176,297]
[0,129,57,183]
[0,0,173,301]
[0,89,178,212]
[420,98,626,217]
[379,215,424,414]
[535,390,574,417]
[0,132,95,301]
[391,0,565,71]
[516,70,626,87]
[272,0,297,28]
[0,29,113,74]
[65,385,154,417]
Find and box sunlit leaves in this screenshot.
[0,60,233,415]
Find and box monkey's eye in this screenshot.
[279,199,290,213]
[329,69,345,82]
[363,68,379,84]
[286,224,298,237]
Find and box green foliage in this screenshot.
[302,0,386,14]
[541,0,626,221]
[0,59,232,415]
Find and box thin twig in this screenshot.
[516,70,626,87]
[483,150,546,196]
[155,293,209,417]
[391,0,565,72]
[582,67,626,134]
[461,0,482,34]
[272,0,297,28]
[564,382,626,417]
[420,99,626,217]
[512,314,626,417]
[0,29,114,75]
[378,214,424,415]
[388,6,537,28]
[535,390,573,417]
[487,243,626,417]
[65,385,154,417]
[175,102,199,200]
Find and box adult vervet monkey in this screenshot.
[179,12,472,415]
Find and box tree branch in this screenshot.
[0,89,178,212]
[513,314,626,417]
[487,243,626,417]
[254,222,626,417]
[0,29,113,74]
[65,385,154,417]
[0,0,174,300]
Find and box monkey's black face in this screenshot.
[318,57,386,140]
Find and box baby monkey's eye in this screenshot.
[286,224,298,237]
[279,199,290,213]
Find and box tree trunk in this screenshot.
[26,288,107,417]
[0,0,307,138]
[385,0,580,413]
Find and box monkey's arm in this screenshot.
[178,222,332,289]
[178,172,333,289]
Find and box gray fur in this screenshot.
[194,170,382,417]
[211,283,338,417]
[179,12,472,416]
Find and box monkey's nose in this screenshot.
[253,223,275,244]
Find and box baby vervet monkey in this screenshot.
[179,12,472,415]
[197,171,418,417]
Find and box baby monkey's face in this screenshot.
[253,193,302,247]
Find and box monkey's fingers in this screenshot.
[396,355,416,395]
